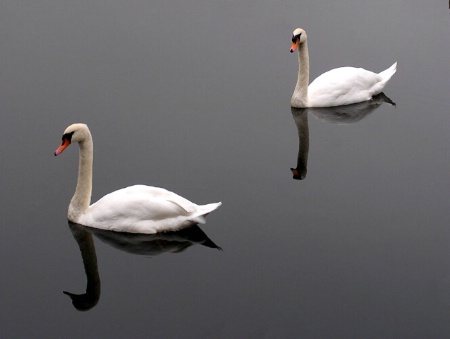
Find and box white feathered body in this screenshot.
[55,123,221,234]
[290,28,396,108]
[306,63,397,107]
[76,185,221,234]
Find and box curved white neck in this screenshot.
[68,137,93,221]
[291,41,310,107]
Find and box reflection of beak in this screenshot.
[54,138,70,156]
[290,40,299,53]
[291,168,306,180]
[63,291,77,298]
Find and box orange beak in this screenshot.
[290,40,299,53]
[54,138,71,156]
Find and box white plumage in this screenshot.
[290,28,397,108]
[54,123,221,234]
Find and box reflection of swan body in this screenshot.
[65,222,221,311]
[290,28,397,108]
[88,223,222,255]
[308,92,395,124]
[290,93,395,179]
[54,123,221,234]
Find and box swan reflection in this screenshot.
[290,108,309,180]
[306,92,395,124]
[64,222,100,311]
[291,93,395,180]
[65,221,221,311]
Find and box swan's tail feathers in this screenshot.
[379,62,397,84]
[190,202,222,224]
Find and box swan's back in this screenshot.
[307,63,397,107]
[78,185,222,234]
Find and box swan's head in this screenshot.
[54,123,91,156]
[290,28,307,53]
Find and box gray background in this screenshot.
[1,0,450,338]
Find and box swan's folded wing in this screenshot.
[77,185,220,233]
[119,185,198,213]
[308,67,380,107]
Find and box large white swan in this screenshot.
[54,123,221,234]
[290,28,397,108]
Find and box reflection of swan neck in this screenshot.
[291,110,309,180]
[65,223,100,311]
[77,229,99,295]
[292,41,310,107]
[69,137,93,221]
[297,111,309,169]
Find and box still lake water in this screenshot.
[1,1,450,338]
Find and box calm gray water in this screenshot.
[1,1,450,338]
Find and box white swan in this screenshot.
[290,28,397,108]
[54,123,221,234]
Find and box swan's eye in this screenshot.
[62,131,75,142]
[292,34,301,43]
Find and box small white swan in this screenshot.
[54,123,221,234]
[290,28,397,108]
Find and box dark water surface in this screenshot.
[1,1,450,338]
